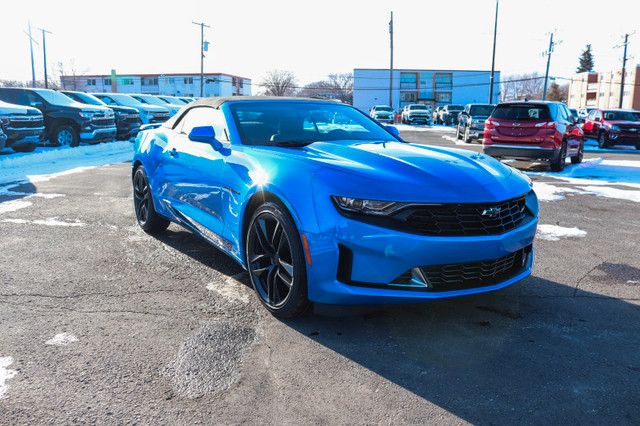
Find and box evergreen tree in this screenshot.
[577,44,595,73]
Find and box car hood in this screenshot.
[0,100,41,116]
[109,105,139,114]
[607,120,640,127]
[141,105,170,113]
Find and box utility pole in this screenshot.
[542,31,561,100]
[24,21,39,88]
[489,0,499,103]
[389,11,394,109]
[192,21,210,98]
[615,33,633,108]
[38,27,52,88]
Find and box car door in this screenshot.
[163,106,229,236]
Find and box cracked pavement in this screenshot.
[1,132,639,424]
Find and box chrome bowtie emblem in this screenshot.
[482,207,501,218]
[513,122,521,126]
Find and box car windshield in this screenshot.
[409,105,428,110]
[68,92,105,106]
[448,105,463,111]
[602,110,637,121]
[376,106,393,112]
[133,95,165,107]
[492,104,551,120]
[34,90,76,106]
[160,96,183,105]
[230,101,397,146]
[104,94,143,107]
[469,105,495,116]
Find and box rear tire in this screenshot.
[597,132,609,149]
[571,142,584,164]
[550,141,567,172]
[12,143,37,153]
[133,166,170,233]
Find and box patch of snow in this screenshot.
[584,139,637,153]
[0,355,17,399]
[576,185,640,203]
[532,182,589,202]
[0,142,133,185]
[536,225,587,241]
[45,333,79,346]
[627,280,640,284]
[528,158,640,186]
[1,217,85,227]
[0,200,32,214]
[207,274,250,304]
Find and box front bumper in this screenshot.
[79,126,117,143]
[374,116,394,124]
[483,143,556,160]
[116,119,142,139]
[606,133,640,146]
[406,115,430,124]
[4,125,45,145]
[302,203,537,305]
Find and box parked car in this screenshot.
[483,101,584,171]
[0,88,116,147]
[129,94,183,116]
[401,104,431,125]
[432,107,442,124]
[581,109,640,149]
[629,110,640,121]
[439,104,464,125]
[132,97,538,317]
[577,107,596,124]
[93,93,171,125]
[62,91,141,141]
[0,99,45,152]
[157,95,190,106]
[456,103,495,143]
[178,96,196,104]
[369,105,395,124]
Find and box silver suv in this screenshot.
[369,105,395,124]
[401,104,431,125]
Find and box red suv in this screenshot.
[582,109,640,150]
[483,101,584,172]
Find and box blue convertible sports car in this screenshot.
[132,97,539,317]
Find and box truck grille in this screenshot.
[399,194,528,236]
[93,118,116,127]
[418,246,528,290]
[8,115,44,129]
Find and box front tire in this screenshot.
[456,126,462,139]
[246,202,310,318]
[12,142,37,153]
[464,127,471,143]
[133,166,170,233]
[53,125,79,147]
[597,132,609,149]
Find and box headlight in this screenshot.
[610,125,621,131]
[79,111,95,118]
[332,196,401,216]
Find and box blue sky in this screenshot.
[3,0,638,88]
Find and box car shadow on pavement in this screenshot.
[279,276,640,425]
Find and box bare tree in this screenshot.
[326,73,353,104]
[259,70,297,96]
[500,72,545,101]
[298,80,332,98]
[0,80,25,88]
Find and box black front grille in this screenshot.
[420,247,528,291]
[93,118,115,127]
[9,116,43,129]
[399,195,528,236]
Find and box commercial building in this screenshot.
[60,72,252,97]
[353,68,500,113]
[568,65,640,110]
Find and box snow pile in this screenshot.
[45,333,79,346]
[584,139,637,153]
[0,355,17,399]
[532,182,589,202]
[0,142,133,184]
[536,225,587,241]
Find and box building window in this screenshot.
[103,78,111,86]
[121,78,134,85]
[239,80,244,88]
[435,92,452,104]
[400,92,416,102]
[168,78,175,84]
[87,79,96,86]
[143,77,158,85]
[435,74,452,90]
[232,77,237,87]
[184,77,193,84]
[400,73,417,90]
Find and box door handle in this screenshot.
[169,148,178,157]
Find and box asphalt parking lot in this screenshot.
[1,127,639,424]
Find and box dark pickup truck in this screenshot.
[62,90,141,140]
[456,103,495,143]
[0,99,46,152]
[0,88,117,147]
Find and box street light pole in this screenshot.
[39,28,52,88]
[618,33,629,108]
[26,21,38,88]
[489,0,498,103]
[542,32,561,100]
[389,11,393,109]
[192,21,210,98]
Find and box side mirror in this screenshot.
[30,101,44,109]
[188,125,222,151]
[384,125,400,138]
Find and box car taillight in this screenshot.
[534,121,557,129]
[485,119,499,130]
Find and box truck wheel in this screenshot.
[464,127,471,143]
[12,143,37,153]
[53,125,79,147]
[597,132,608,149]
[456,126,462,139]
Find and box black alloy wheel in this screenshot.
[133,167,169,233]
[571,141,584,164]
[550,141,567,172]
[598,132,608,149]
[246,203,309,317]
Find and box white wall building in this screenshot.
[353,68,500,113]
[61,72,252,97]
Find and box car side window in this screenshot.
[595,111,602,121]
[98,96,116,106]
[587,110,596,120]
[178,107,229,142]
[15,91,40,107]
